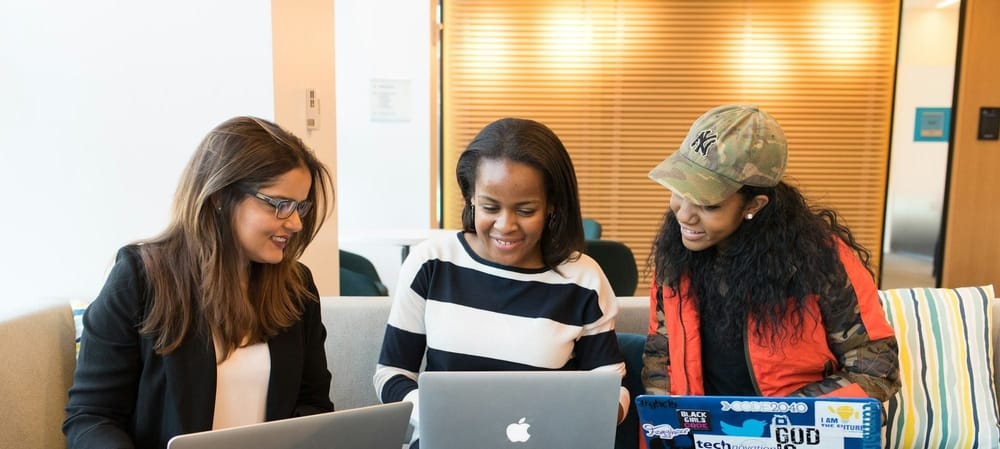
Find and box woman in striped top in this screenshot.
[374,118,629,445]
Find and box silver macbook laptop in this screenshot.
[166,402,412,449]
[418,370,621,449]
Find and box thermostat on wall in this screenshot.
[979,107,999,140]
[306,89,320,130]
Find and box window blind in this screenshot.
[442,0,900,294]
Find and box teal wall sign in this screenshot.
[914,107,951,142]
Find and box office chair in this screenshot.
[339,250,389,296]
[583,240,639,296]
[340,268,387,296]
[582,217,603,240]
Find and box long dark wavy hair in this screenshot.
[650,181,872,346]
[456,117,585,269]
[137,116,333,359]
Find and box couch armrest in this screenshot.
[0,304,76,449]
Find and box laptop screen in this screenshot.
[166,402,412,449]
[635,395,882,449]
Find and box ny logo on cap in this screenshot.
[690,129,718,157]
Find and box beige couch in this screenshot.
[324,296,1000,410]
[0,304,77,449]
[321,297,660,409]
[5,295,998,448]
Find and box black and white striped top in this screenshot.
[374,231,627,408]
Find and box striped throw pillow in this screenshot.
[878,285,999,449]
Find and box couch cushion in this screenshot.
[615,297,649,335]
[878,285,999,448]
[321,297,392,410]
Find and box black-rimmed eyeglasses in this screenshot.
[248,191,313,219]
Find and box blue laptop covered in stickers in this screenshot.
[634,395,882,449]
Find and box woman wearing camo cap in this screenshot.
[640,105,900,407]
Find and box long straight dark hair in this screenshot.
[138,116,333,358]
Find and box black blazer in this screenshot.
[63,246,334,449]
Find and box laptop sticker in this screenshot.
[815,401,869,437]
[641,423,691,440]
[720,418,767,437]
[676,409,712,431]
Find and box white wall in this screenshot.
[884,5,959,256]
[0,1,275,320]
[334,0,433,293]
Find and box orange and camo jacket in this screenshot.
[641,238,901,401]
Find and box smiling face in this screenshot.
[232,165,312,265]
[465,158,550,269]
[669,189,768,251]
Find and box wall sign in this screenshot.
[370,79,411,122]
[913,107,950,142]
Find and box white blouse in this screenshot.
[212,340,270,429]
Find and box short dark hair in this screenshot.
[455,117,585,269]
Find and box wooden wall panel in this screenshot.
[940,0,1000,289]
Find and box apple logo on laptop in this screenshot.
[506,417,531,442]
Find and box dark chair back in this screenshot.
[615,332,646,449]
[584,240,638,296]
[339,250,388,296]
[340,268,387,296]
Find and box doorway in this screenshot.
[880,0,961,288]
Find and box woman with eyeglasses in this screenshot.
[64,116,335,449]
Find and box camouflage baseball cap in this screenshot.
[648,104,787,205]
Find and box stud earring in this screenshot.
[746,213,754,220]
